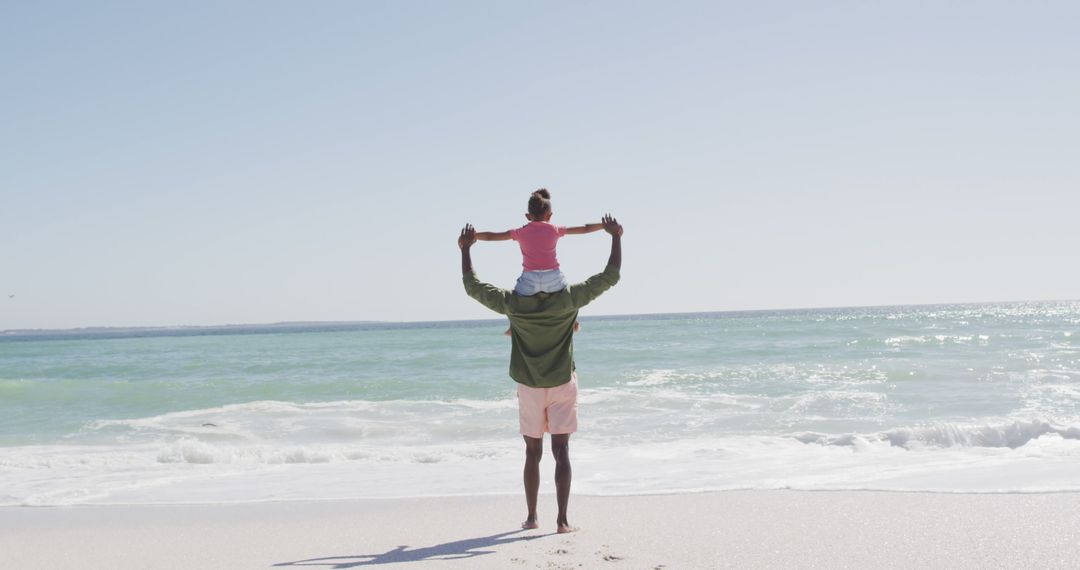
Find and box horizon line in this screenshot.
[4,297,1078,336]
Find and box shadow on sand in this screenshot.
[273,529,546,568]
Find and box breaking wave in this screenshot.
[794,419,1080,449]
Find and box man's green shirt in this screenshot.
[463,265,620,388]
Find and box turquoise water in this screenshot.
[2,302,1080,505]
[2,323,510,445]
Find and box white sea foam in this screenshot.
[7,414,1080,506]
[793,419,1080,449]
[80,398,519,447]
[625,369,678,386]
[885,335,930,346]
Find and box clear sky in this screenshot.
[2,1,1078,330]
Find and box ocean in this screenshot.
[2,302,1079,507]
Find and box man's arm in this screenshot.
[564,222,603,235]
[459,224,511,315]
[459,224,477,274]
[569,214,623,309]
[603,214,622,269]
[476,230,512,241]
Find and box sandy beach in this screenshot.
[3,490,1079,569]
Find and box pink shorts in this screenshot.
[517,372,578,439]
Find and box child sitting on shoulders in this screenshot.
[475,189,604,334]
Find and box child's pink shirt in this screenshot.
[510,221,568,271]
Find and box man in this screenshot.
[458,214,623,533]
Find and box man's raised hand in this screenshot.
[601,214,623,237]
[458,224,477,249]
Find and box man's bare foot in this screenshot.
[504,328,512,337]
[557,523,579,534]
[521,517,540,530]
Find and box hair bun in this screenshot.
[527,188,553,218]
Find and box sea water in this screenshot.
[2,302,1080,506]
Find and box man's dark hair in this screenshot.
[528,189,552,218]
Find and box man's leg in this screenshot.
[551,433,576,533]
[522,435,542,529]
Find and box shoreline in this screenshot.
[12,485,1080,510]
[4,490,1080,569]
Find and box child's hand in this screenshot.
[601,214,623,236]
[458,224,477,249]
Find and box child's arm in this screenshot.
[564,222,604,235]
[475,230,512,241]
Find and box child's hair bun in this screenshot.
[528,188,552,218]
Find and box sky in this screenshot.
[2,1,1078,330]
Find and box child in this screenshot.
[475,189,604,334]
